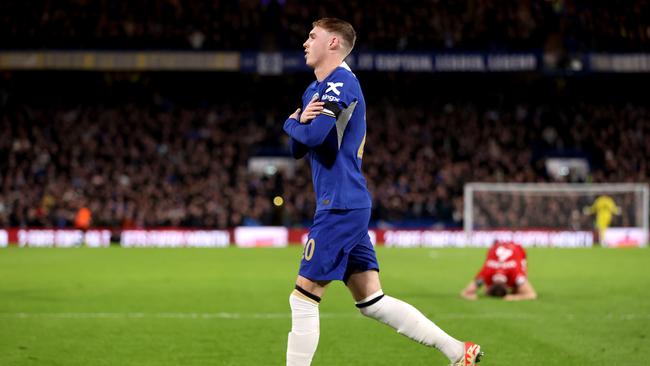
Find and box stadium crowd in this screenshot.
[2,0,649,51]
[1,74,648,229]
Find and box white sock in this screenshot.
[287,290,320,366]
[356,290,464,363]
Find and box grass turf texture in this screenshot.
[1,247,648,365]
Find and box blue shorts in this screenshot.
[299,208,379,282]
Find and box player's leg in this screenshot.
[287,275,330,366]
[596,215,611,246]
[346,270,472,364]
[288,209,357,365]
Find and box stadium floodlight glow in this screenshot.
[464,183,649,247]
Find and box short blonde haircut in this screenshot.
[312,18,356,55]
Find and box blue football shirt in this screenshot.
[284,62,372,211]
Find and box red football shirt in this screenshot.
[475,241,528,288]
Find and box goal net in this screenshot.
[464,183,649,247]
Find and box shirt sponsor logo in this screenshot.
[321,94,340,102]
[485,259,518,269]
[325,82,343,95]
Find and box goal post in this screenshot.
[464,183,649,247]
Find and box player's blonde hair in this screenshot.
[312,18,356,56]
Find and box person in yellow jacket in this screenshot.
[584,195,621,245]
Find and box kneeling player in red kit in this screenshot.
[460,240,537,301]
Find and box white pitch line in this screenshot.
[0,312,346,319]
[1,312,648,320]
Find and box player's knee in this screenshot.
[290,285,321,310]
[289,286,320,338]
[355,289,385,317]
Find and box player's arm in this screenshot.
[284,115,336,148]
[285,97,326,157]
[461,272,487,301]
[288,138,309,159]
[504,257,535,301]
[460,279,481,301]
[504,280,537,301]
[284,106,336,148]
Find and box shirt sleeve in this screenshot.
[515,274,527,286]
[475,266,488,286]
[283,117,336,148]
[319,75,357,120]
[289,137,309,159]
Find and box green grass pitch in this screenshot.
[1,246,649,365]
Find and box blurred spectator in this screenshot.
[74,203,92,231]
[0,0,648,51]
